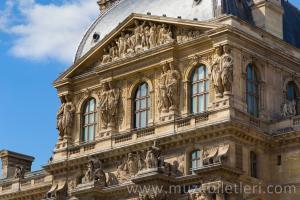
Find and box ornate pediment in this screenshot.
[55,14,220,84]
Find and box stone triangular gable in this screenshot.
[54,13,222,85]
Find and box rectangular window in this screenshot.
[277,155,282,166]
[250,151,258,178]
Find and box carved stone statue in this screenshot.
[14,165,25,179]
[84,158,107,187]
[125,153,139,176]
[99,81,120,129]
[211,46,224,98]
[158,62,180,113]
[221,45,233,94]
[145,141,162,169]
[282,100,297,118]
[211,45,234,98]
[56,95,75,140]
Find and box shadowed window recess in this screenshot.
[246,64,259,117]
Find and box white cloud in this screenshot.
[0,0,99,64]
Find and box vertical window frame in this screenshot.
[133,83,151,129]
[190,65,209,114]
[246,64,259,117]
[82,98,97,143]
[250,151,258,178]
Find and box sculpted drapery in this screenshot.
[56,95,75,140]
[99,81,120,129]
[157,62,180,113]
[211,45,234,98]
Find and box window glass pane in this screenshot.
[83,127,88,142]
[287,83,296,101]
[140,99,146,109]
[89,126,94,141]
[147,97,151,108]
[205,81,209,92]
[199,95,204,113]
[89,126,94,139]
[192,84,197,95]
[247,65,253,80]
[247,82,253,93]
[89,99,95,112]
[140,111,147,128]
[198,82,204,93]
[85,103,89,113]
[135,100,140,111]
[134,113,139,128]
[140,83,147,96]
[89,113,95,124]
[192,72,198,82]
[198,66,204,80]
[205,94,209,111]
[84,115,88,125]
[192,97,197,113]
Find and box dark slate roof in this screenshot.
[282,0,300,48]
[222,0,254,24]
[222,0,300,49]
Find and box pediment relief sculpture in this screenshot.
[56,95,75,141]
[98,19,205,66]
[98,81,121,129]
[157,62,181,114]
[211,45,234,98]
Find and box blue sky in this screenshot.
[0,0,300,175]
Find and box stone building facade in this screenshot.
[1,0,300,199]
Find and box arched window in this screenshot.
[191,65,209,114]
[134,83,151,129]
[82,98,97,143]
[191,150,201,173]
[246,64,259,117]
[287,82,297,102]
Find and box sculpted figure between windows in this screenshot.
[158,62,180,113]
[56,95,75,140]
[211,45,233,98]
[98,81,120,129]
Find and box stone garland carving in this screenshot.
[282,100,296,118]
[99,20,203,65]
[14,165,25,179]
[211,45,233,98]
[98,81,120,129]
[157,62,181,114]
[56,95,75,140]
[84,158,107,187]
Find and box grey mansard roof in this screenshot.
[74,0,300,62]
